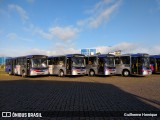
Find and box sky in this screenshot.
[0,0,160,57]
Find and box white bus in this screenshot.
[86,54,116,76]
[48,54,86,77]
[5,55,48,77]
[115,53,152,76]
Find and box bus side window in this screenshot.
[58,57,65,65]
[121,56,130,64]
[99,58,104,67]
[150,58,154,64]
[89,57,96,65]
[85,58,88,65]
[48,59,52,65]
[54,58,58,65]
[17,59,20,65]
[115,57,120,64]
[66,58,71,69]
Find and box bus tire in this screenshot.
[8,70,12,75]
[22,71,26,78]
[89,70,95,76]
[122,70,130,77]
[59,70,64,77]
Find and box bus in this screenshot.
[150,55,160,73]
[86,54,116,76]
[115,53,152,76]
[5,55,48,77]
[48,54,86,76]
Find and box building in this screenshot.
[0,57,7,65]
[81,49,96,56]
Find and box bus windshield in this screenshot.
[104,57,115,67]
[31,58,47,68]
[72,57,85,67]
[142,57,150,68]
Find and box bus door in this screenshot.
[150,57,155,72]
[11,59,15,74]
[98,58,104,74]
[27,58,30,76]
[13,59,17,74]
[66,57,72,74]
[131,57,138,74]
[131,57,142,75]
[156,58,160,72]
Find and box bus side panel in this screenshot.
[53,65,58,75]
[14,65,21,75]
[115,64,123,74]
[53,65,66,75]
[116,65,131,75]
[49,65,54,75]
[86,65,98,75]
[20,64,27,76]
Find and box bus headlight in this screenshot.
[72,70,77,75]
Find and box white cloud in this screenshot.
[1,42,160,57]
[6,32,32,42]
[25,46,79,56]
[34,28,53,40]
[95,42,136,54]
[77,0,121,28]
[49,26,79,41]
[7,33,18,40]
[31,26,79,41]
[95,42,160,55]
[23,42,160,56]
[8,4,29,21]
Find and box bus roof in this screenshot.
[120,53,149,57]
[150,55,160,58]
[49,54,85,58]
[14,55,47,59]
[5,57,13,60]
[98,54,115,58]
[66,54,85,57]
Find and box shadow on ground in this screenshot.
[0,79,159,118]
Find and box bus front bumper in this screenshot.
[72,69,86,75]
[30,70,49,76]
[105,69,116,75]
[142,70,152,76]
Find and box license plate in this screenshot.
[37,73,44,75]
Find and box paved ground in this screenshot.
[0,72,160,119]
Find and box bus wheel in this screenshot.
[8,71,12,75]
[122,70,130,77]
[89,70,95,76]
[59,70,64,77]
[22,72,26,78]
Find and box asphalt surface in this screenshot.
[0,73,160,119]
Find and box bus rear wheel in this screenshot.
[8,71,12,75]
[122,70,130,77]
[59,70,64,77]
[89,70,95,76]
[22,71,26,78]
